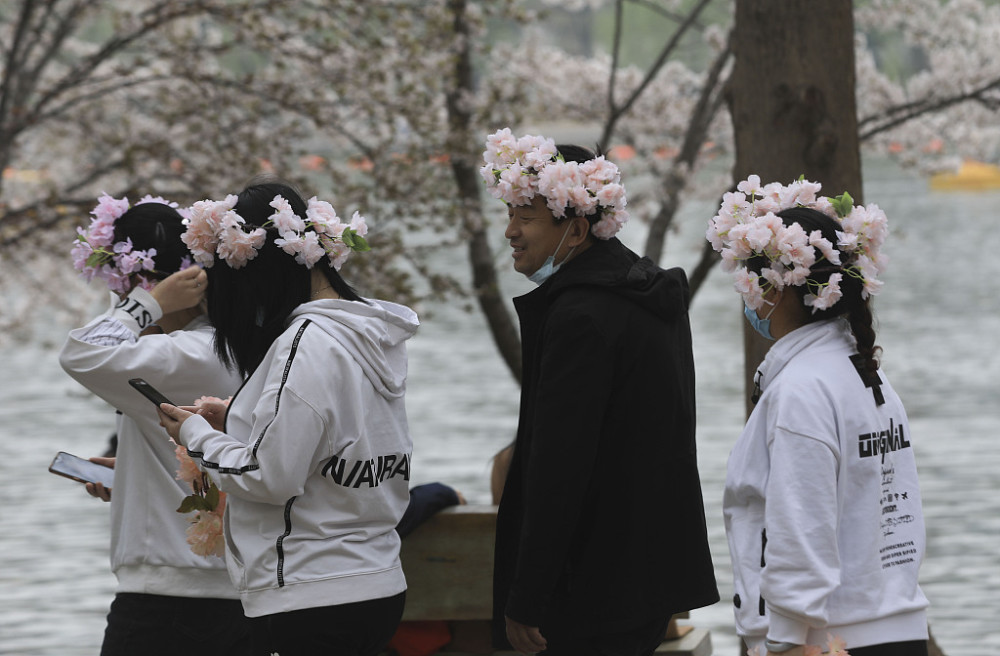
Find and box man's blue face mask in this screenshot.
[528,223,575,286]
[743,298,778,341]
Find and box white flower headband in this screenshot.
[706,175,889,312]
[480,128,629,240]
[181,194,369,270]
[71,193,190,295]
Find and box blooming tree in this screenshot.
[2,0,999,391]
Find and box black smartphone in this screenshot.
[49,451,115,489]
[128,377,175,407]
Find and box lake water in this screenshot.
[1,164,998,655]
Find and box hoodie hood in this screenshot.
[288,298,419,399]
[546,237,690,322]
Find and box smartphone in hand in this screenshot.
[128,378,175,407]
[49,452,115,490]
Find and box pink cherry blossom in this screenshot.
[591,215,619,239]
[136,195,179,208]
[776,222,810,266]
[327,241,351,270]
[349,211,368,237]
[762,266,785,290]
[269,195,306,233]
[807,272,844,311]
[736,175,762,196]
[91,193,130,223]
[808,231,842,265]
[719,247,740,272]
[71,237,94,273]
[186,510,225,558]
[305,197,341,233]
[296,231,326,268]
[175,444,202,485]
[218,226,265,269]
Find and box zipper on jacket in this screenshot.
[759,527,767,616]
[275,496,297,587]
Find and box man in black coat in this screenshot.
[490,142,719,656]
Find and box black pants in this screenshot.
[249,591,406,656]
[850,640,929,656]
[100,592,252,656]
[540,616,670,656]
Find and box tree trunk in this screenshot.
[445,0,522,383]
[728,0,862,413]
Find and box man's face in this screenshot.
[504,195,573,277]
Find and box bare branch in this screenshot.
[606,0,624,120]
[858,77,1000,142]
[625,0,706,28]
[597,0,714,151]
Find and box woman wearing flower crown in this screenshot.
[59,196,251,655]
[158,177,419,656]
[708,177,930,656]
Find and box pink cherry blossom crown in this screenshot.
[480,128,629,240]
[71,193,191,295]
[706,175,889,312]
[181,194,369,270]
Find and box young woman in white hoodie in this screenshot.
[59,198,249,655]
[158,179,419,656]
[707,178,929,656]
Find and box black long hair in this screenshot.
[112,202,188,286]
[774,206,882,375]
[205,178,363,377]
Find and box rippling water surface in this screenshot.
[2,165,998,655]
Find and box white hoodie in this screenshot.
[180,298,419,617]
[723,319,929,651]
[59,294,242,599]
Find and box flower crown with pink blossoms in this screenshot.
[71,193,190,295]
[706,175,889,312]
[480,128,629,240]
[181,194,370,270]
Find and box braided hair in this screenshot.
[776,206,882,378]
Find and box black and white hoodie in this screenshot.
[181,298,419,618]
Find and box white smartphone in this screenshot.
[48,451,114,490]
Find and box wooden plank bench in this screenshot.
[398,504,712,655]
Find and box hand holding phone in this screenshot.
[49,452,115,490]
[129,378,175,407]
